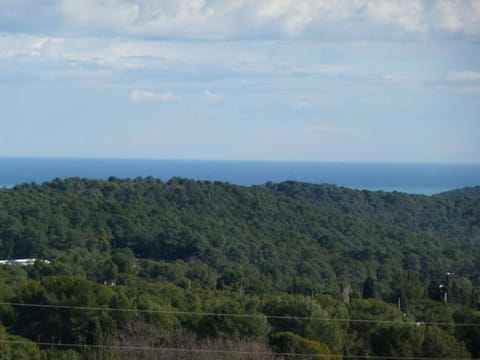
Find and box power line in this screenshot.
[0,339,477,360]
[1,301,479,327]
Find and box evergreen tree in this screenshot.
[363,276,376,299]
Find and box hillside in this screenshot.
[1,177,479,294]
[436,186,480,199]
[1,177,480,359]
[262,181,480,245]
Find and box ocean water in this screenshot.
[1,157,480,195]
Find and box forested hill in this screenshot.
[262,181,480,244]
[436,186,480,199]
[2,177,480,359]
[1,177,479,294]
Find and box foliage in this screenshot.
[270,331,332,359]
[0,325,42,360]
[0,177,479,357]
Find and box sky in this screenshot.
[1,0,479,163]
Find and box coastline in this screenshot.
[1,158,479,196]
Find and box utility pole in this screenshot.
[440,272,453,304]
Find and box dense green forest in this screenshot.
[1,177,480,359]
[438,186,480,199]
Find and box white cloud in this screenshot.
[383,74,404,82]
[294,99,312,109]
[203,90,223,102]
[293,65,356,76]
[240,79,253,85]
[0,32,270,76]
[382,73,417,86]
[255,1,358,37]
[58,0,141,29]
[448,71,480,81]
[0,33,296,89]
[56,0,246,39]
[365,0,427,33]
[130,89,176,103]
[432,0,480,34]
[0,33,64,59]
[458,86,480,93]
[2,1,480,40]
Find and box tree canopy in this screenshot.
[0,177,479,358]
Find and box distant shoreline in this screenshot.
[1,158,479,196]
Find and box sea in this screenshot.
[1,157,480,195]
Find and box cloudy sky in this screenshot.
[1,0,479,162]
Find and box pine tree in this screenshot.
[363,276,376,299]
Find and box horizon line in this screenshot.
[1,156,479,166]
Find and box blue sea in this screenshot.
[1,158,480,195]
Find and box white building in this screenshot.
[0,258,50,266]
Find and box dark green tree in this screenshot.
[362,276,376,299]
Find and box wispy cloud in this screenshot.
[447,71,480,81]
[0,33,271,81]
[293,99,313,109]
[0,34,64,59]
[292,65,356,76]
[130,89,176,103]
[203,90,223,103]
[458,86,480,94]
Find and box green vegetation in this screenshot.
[0,177,479,358]
[437,186,480,199]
